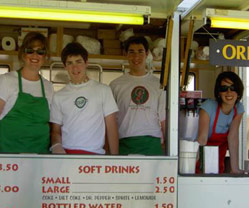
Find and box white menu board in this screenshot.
[0,155,177,208]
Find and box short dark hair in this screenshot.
[214,71,244,104]
[18,32,49,61]
[61,42,88,65]
[124,36,149,53]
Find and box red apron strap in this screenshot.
[212,105,237,135]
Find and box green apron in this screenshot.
[0,70,50,153]
[119,136,163,155]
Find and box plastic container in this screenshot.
[179,140,199,174]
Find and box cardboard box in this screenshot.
[103,48,122,55]
[103,39,121,49]
[97,29,116,39]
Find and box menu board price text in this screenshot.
[0,163,19,172]
[0,156,177,208]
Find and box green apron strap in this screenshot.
[17,70,23,93]
[17,69,45,98]
[39,75,46,98]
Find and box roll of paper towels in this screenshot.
[2,37,16,51]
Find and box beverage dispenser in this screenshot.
[179,91,206,174]
[179,91,205,141]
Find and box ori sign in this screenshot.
[210,39,249,67]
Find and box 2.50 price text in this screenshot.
[155,186,175,194]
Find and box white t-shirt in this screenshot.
[0,71,54,120]
[50,80,118,154]
[110,73,166,139]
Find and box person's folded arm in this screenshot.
[105,112,119,155]
[50,123,66,154]
[161,120,166,143]
[228,113,244,174]
[197,109,210,146]
[0,98,5,117]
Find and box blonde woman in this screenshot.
[0,32,54,153]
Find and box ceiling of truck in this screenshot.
[87,0,183,18]
[0,0,248,39]
[180,0,249,40]
[0,0,182,31]
[86,0,249,39]
[182,0,249,19]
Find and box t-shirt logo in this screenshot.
[131,86,149,105]
[75,96,88,109]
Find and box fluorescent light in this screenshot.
[0,4,148,25]
[210,17,249,30]
[205,8,249,30]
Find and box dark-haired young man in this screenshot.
[50,42,119,155]
[110,36,166,155]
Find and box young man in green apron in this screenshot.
[0,32,54,153]
[110,36,166,155]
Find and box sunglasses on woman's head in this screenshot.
[24,48,46,55]
[219,85,236,92]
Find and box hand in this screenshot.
[52,144,66,154]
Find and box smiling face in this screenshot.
[22,40,46,71]
[219,78,238,106]
[126,43,148,75]
[65,55,88,84]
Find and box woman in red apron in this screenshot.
[196,71,244,174]
[0,32,54,153]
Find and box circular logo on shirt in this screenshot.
[75,96,88,109]
[131,86,149,105]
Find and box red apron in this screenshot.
[196,105,237,174]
